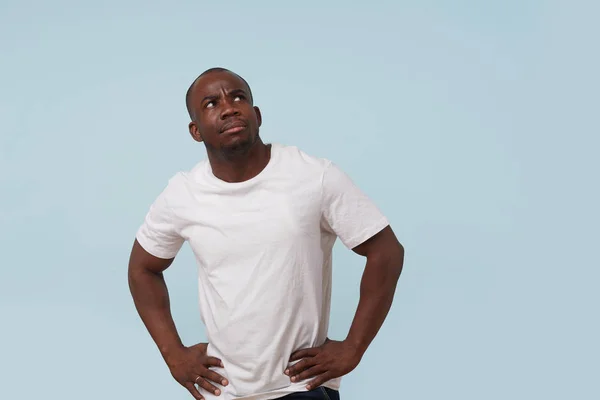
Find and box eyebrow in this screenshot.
[201,94,219,104]
[200,88,248,105]
[229,88,248,96]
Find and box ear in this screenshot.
[254,106,262,128]
[189,121,203,143]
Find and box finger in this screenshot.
[201,368,229,387]
[184,382,205,400]
[285,358,316,379]
[306,372,333,391]
[294,364,326,383]
[289,347,319,362]
[195,376,221,396]
[204,356,224,368]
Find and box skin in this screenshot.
[128,245,228,399]
[187,70,270,183]
[284,225,404,390]
[128,69,405,399]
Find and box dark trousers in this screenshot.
[277,387,340,400]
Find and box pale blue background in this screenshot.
[1,1,598,399]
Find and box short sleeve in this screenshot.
[320,161,389,249]
[135,177,185,259]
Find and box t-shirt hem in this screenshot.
[219,380,341,400]
[342,216,390,249]
[135,232,179,260]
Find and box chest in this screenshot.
[177,180,323,266]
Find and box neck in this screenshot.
[207,139,271,183]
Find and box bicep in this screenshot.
[352,225,403,259]
[128,239,175,275]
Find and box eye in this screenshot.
[205,101,215,109]
[234,95,245,102]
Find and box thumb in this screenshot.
[190,343,208,354]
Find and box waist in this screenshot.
[205,328,329,399]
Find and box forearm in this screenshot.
[345,247,404,356]
[128,268,185,362]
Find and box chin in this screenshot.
[220,134,255,155]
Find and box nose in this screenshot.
[220,99,241,120]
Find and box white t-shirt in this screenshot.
[136,143,389,400]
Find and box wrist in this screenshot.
[343,336,367,360]
[160,343,187,365]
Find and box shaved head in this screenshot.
[186,67,262,158]
[186,67,254,120]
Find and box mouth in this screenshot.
[220,120,247,135]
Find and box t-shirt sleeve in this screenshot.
[320,161,389,249]
[135,177,185,259]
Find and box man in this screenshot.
[128,67,404,400]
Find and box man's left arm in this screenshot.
[345,224,404,357]
[285,226,404,389]
[285,162,404,390]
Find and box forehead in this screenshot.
[191,71,249,99]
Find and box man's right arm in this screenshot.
[128,239,228,399]
[128,239,184,363]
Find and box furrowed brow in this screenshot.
[201,94,218,104]
[229,88,248,97]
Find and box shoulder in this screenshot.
[158,159,208,204]
[274,143,333,174]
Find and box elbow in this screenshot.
[127,265,141,293]
[127,262,151,292]
[377,239,403,283]
[390,242,404,281]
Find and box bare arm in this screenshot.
[128,239,228,399]
[127,239,184,362]
[286,225,404,389]
[346,225,404,355]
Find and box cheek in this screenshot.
[197,117,217,136]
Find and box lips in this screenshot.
[220,119,247,134]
